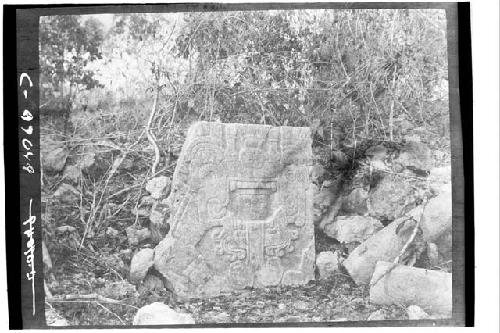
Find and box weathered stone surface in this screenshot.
[130,248,155,283]
[126,227,152,246]
[133,302,195,325]
[421,186,452,244]
[315,251,342,279]
[406,305,430,320]
[62,165,80,183]
[154,122,315,298]
[367,309,386,321]
[146,176,171,199]
[368,174,417,222]
[370,261,452,316]
[323,216,383,243]
[53,184,80,203]
[342,188,369,215]
[343,207,423,285]
[42,146,68,173]
[394,141,432,172]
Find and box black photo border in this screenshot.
[3,2,473,329]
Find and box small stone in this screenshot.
[140,196,156,206]
[367,309,386,321]
[365,145,387,161]
[127,227,152,246]
[55,225,77,233]
[394,141,432,172]
[133,302,195,325]
[316,251,341,279]
[311,164,325,184]
[130,248,155,283]
[146,176,171,199]
[293,300,309,310]
[139,274,165,294]
[324,216,383,243]
[53,183,80,204]
[106,227,119,237]
[133,207,150,217]
[42,146,68,173]
[342,188,369,215]
[62,165,80,183]
[79,152,96,172]
[407,305,430,320]
[211,312,231,323]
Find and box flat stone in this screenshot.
[154,122,315,298]
[133,302,195,325]
[370,261,452,316]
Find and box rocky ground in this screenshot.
[43,135,453,326]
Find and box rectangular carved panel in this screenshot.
[154,121,315,299]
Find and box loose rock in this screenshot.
[368,174,417,222]
[341,188,369,215]
[370,261,452,316]
[323,216,383,243]
[407,305,430,320]
[420,186,452,244]
[315,251,341,279]
[133,302,195,325]
[53,183,80,204]
[42,146,68,173]
[367,309,385,321]
[146,176,171,199]
[62,165,80,183]
[343,207,423,285]
[394,141,432,172]
[126,227,151,246]
[130,248,154,283]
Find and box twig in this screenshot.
[370,199,428,287]
[46,295,139,310]
[146,67,161,176]
[95,302,126,324]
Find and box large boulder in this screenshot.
[133,302,195,325]
[343,207,423,285]
[394,141,432,172]
[130,248,155,283]
[154,122,315,298]
[323,216,383,243]
[370,261,452,316]
[368,174,418,222]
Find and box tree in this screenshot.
[39,15,105,116]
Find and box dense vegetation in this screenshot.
[40,9,450,325]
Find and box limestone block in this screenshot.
[154,122,315,298]
[133,302,195,325]
[370,261,452,316]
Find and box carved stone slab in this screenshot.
[154,121,315,299]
